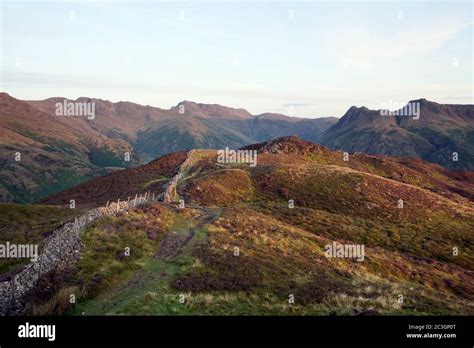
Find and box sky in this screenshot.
[0,0,472,118]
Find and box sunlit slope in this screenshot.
[22,136,474,315]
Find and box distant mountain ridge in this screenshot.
[26,95,337,161]
[0,93,336,203]
[320,99,474,171]
[1,93,472,203]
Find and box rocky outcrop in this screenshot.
[240,136,328,156]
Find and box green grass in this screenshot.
[252,203,474,271]
[71,206,212,315]
[27,201,469,316]
[74,210,170,294]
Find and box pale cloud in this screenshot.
[341,18,472,71]
[380,19,472,58]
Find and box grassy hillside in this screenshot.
[26,201,472,316]
[17,138,474,315]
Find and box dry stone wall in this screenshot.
[162,150,198,203]
[0,194,153,315]
[0,150,198,315]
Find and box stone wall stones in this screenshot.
[0,151,199,315]
[162,150,198,203]
[0,195,152,315]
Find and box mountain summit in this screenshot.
[321,100,474,170]
[241,135,328,155]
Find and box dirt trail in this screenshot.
[156,149,221,260]
[75,205,222,314]
[156,206,221,260]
